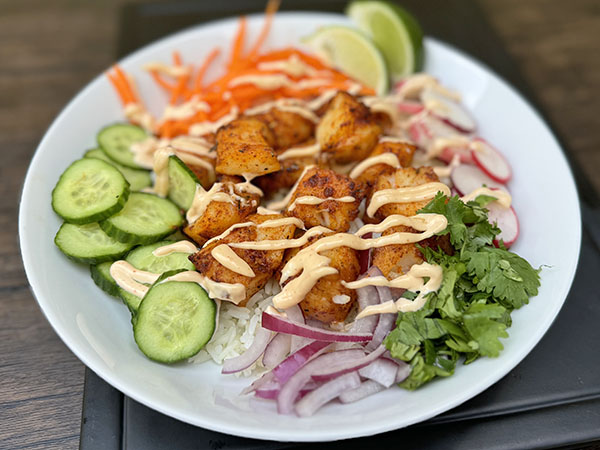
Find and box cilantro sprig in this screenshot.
[384,193,540,390]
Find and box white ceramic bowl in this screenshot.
[19,12,581,442]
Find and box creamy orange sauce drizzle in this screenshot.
[143,62,191,77]
[397,73,460,101]
[110,261,160,297]
[267,165,315,211]
[277,142,321,161]
[349,153,401,179]
[287,195,355,212]
[203,217,305,247]
[152,240,197,257]
[379,135,410,144]
[189,106,239,136]
[152,147,174,197]
[367,182,452,218]
[162,270,246,304]
[269,213,447,309]
[461,187,512,208]
[124,103,156,133]
[186,183,235,224]
[161,97,210,122]
[229,74,293,90]
[348,262,444,318]
[211,244,256,277]
[256,54,319,78]
[432,154,461,178]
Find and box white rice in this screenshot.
[189,277,281,376]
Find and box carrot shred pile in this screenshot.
[105,0,374,138]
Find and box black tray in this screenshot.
[80,1,600,448]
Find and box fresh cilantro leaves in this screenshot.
[384,194,541,390]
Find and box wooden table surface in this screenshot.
[1,1,599,448]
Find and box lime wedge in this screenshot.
[303,25,388,95]
[347,1,424,80]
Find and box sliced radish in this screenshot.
[451,164,507,196]
[421,87,476,133]
[471,138,512,183]
[408,113,469,151]
[397,101,424,115]
[439,146,473,165]
[487,202,520,248]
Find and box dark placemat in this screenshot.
[80,1,600,448]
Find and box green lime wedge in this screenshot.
[347,1,424,80]
[303,25,388,95]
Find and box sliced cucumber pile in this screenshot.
[84,148,152,191]
[168,155,200,210]
[97,123,147,169]
[134,281,216,363]
[55,222,133,264]
[52,158,129,224]
[100,192,183,245]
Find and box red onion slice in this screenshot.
[311,345,386,382]
[284,304,305,323]
[348,284,380,335]
[395,360,411,383]
[255,380,318,400]
[262,333,292,369]
[221,327,272,374]
[365,281,397,352]
[295,372,361,417]
[262,311,372,342]
[358,358,399,388]
[273,340,330,384]
[339,379,386,404]
[277,350,365,414]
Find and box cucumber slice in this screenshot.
[90,261,119,297]
[134,281,216,363]
[55,222,133,264]
[118,242,195,313]
[168,155,199,210]
[125,240,195,273]
[85,148,152,191]
[100,192,183,245]
[97,123,147,169]
[52,158,129,224]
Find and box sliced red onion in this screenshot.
[348,280,380,335]
[284,304,305,323]
[277,350,365,414]
[339,379,386,404]
[358,358,399,388]
[395,360,411,383]
[295,372,361,417]
[255,380,318,400]
[262,333,292,369]
[221,327,272,374]
[241,371,275,395]
[262,311,372,343]
[273,340,330,384]
[365,282,397,352]
[311,345,386,382]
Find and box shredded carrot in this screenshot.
[106,2,375,139]
[246,0,280,61]
[194,47,221,92]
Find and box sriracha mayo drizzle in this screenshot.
[287,195,355,212]
[349,153,401,179]
[110,261,160,298]
[211,244,256,277]
[152,240,197,257]
[367,182,451,217]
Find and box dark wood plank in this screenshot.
[1,1,598,449]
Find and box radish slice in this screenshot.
[221,327,272,374]
[471,138,512,183]
[408,113,468,151]
[487,202,520,248]
[295,372,361,417]
[451,164,507,196]
[439,146,473,165]
[262,333,292,369]
[358,358,399,388]
[339,379,386,404]
[262,311,373,343]
[311,346,386,382]
[421,87,476,133]
[273,341,330,384]
[397,101,424,115]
